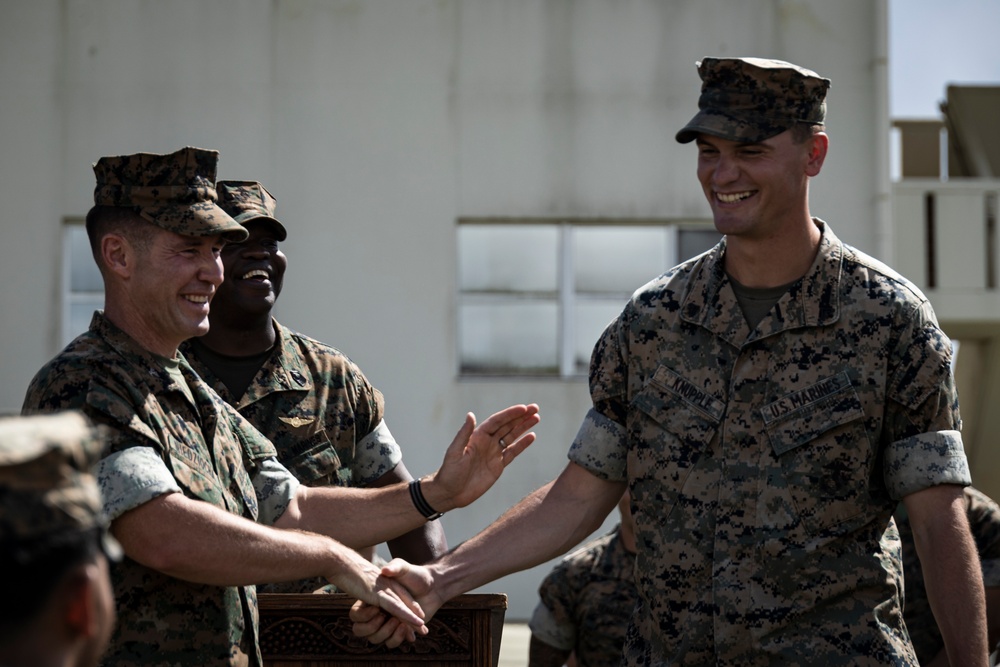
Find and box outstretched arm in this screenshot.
[113,491,427,629]
[367,461,448,564]
[904,484,988,667]
[277,404,540,548]
[351,463,626,646]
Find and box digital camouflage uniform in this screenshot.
[23,312,278,667]
[90,147,247,241]
[570,221,970,665]
[181,321,402,593]
[0,411,112,553]
[896,486,1000,662]
[529,525,638,667]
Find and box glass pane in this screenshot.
[574,227,669,293]
[67,225,104,292]
[678,228,722,262]
[459,301,558,374]
[458,224,558,292]
[573,299,627,375]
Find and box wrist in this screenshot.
[416,473,460,513]
[409,478,445,520]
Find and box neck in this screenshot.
[724,216,821,288]
[103,299,179,359]
[198,313,276,357]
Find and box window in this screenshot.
[457,219,720,377]
[62,221,104,347]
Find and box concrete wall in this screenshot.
[0,0,886,620]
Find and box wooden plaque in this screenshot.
[258,593,507,667]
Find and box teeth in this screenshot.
[186,295,209,304]
[717,191,753,203]
[242,270,269,280]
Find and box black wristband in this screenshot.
[409,479,444,521]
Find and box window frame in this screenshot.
[457,218,718,379]
[61,219,104,347]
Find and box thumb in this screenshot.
[381,558,412,579]
[446,413,476,457]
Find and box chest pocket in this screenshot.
[628,366,723,503]
[166,433,242,514]
[279,429,346,487]
[762,372,871,535]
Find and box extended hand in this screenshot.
[350,558,441,647]
[329,550,428,634]
[423,404,540,511]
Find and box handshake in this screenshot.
[324,402,544,638]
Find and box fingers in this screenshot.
[482,404,539,437]
[353,612,407,645]
[349,599,383,623]
[489,406,541,452]
[389,621,424,648]
[501,432,536,465]
[376,571,425,623]
[351,594,426,647]
[507,409,542,441]
[376,589,425,628]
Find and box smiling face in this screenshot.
[212,220,288,323]
[695,129,825,242]
[127,228,225,356]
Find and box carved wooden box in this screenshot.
[258,593,507,667]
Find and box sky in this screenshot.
[889,0,1000,118]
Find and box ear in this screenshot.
[63,566,98,638]
[100,234,133,279]
[804,132,829,177]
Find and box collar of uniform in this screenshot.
[679,219,842,345]
[235,319,314,409]
[759,218,842,336]
[89,311,183,392]
[679,240,750,346]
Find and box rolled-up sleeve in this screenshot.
[884,430,970,499]
[96,446,181,522]
[252,457,301,525]
[352,419,402,486]
[568,408,628,482]
[528,601,576,651]
[884,318,968,499]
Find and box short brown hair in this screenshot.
[84,205,155,270]
[790,121,825,144]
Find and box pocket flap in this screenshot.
[761,372,864,456]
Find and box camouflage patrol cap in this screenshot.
[676,57,830,144]
[92,147,249,242]
[216,181,287,241]
[0,412,119,559]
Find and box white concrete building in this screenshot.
[0,0,932,620]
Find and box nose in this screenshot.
[712,153,739,186]
[201,252,225,287]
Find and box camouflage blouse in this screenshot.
[182,321,401,594]
[570,221,969,665]
[23,312,278,667]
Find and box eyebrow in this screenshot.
[696,138,770,150]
